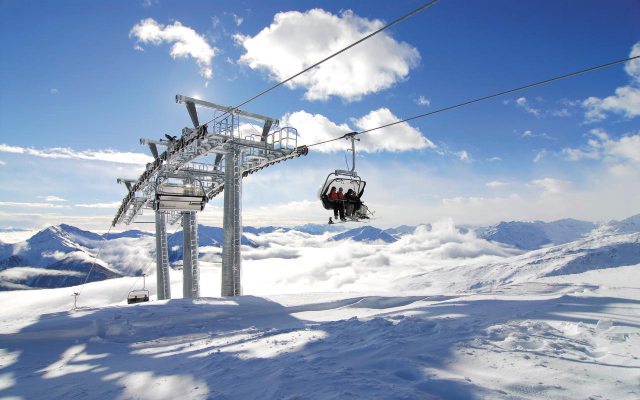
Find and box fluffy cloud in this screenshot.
[129,18,216,80]
[521,130,554,140]
[530,178,571,194]
[416,96,430,106]
[0,144,153,165]
[456,150,471,162]
[562,129,640,164]
[515,97,541,117]
[0,202,68,209]
[533,149,548,163]
[40,196,67,202]
[234,9,420,101]
[486,181,507,189]
[583,42,640,122]
[282,108,434,153]
[74,202,121,209]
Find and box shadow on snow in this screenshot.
[0,291,638,399]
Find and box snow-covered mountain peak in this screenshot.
[609,213,640,234]
[476,218,597,250]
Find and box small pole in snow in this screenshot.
[72,292,79,310]
[142,274,147,290]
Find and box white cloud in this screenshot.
[142,0,158,8]
[456,150,471,162]
[75,202,122,209]
[583,42,640,122]
[234,9,420,101]
[486,181,507,189]
[50,88,58,95]
[352,108,436,152]
[416,96,430,106]
[562,129,640,164]
[129,18,216,80]
[232,14,244,26]
[625,42,640,80]
[603,132,640,163]
[561,147,599,161]
[0,160,5,166]
[514,97,541,117]
[0,144,153,165]
[530,178,571,194]
[521,130,554,140]
[583,86,640,121]
[533,149,547,163]
[40,196,67,202]
[488,157,502,162]
[550,108,571,117]
[282,108,434,153]
[0,202,68,209]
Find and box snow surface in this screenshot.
[0,219,639,399]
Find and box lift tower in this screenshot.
[113,95,307,298]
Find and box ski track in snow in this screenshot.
[0,224,639,399]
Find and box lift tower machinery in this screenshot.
[113,95,308,298]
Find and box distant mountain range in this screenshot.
[474,214,640,250]
[0,214,638,291]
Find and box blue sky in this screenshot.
[1,0,639,230]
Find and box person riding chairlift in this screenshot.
[345,188,361,217]
[328,186,346,222]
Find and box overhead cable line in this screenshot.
[119,222,184,303]
[199,0,441,128]
[77,225,114,299]
[305,54,640,147]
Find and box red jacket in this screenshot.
[328,190,338,201]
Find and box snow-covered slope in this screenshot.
[608,213,640,234]
[476,218,597,250]
[397,232,640,294]
[0,218,639,398]
[383,224,419,238]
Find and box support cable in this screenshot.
[198,0,440,128]
[76,225,114,299]
[305,55,640,148]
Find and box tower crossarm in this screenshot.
[112,96,308,227]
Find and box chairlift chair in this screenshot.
[154,177,207,212]
[318,133,373,223]
[127,274,150,304]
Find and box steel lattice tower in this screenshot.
[113,95,308,299]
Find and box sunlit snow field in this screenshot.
[0,221,639,399]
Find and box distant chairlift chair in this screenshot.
[127,274,150,304]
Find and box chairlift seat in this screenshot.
[127,289,150,304]
[319,173,366,210]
